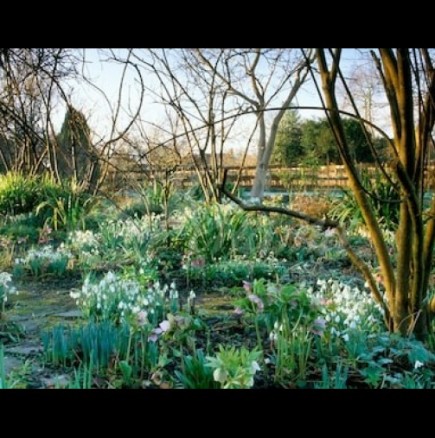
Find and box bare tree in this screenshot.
[0,48,74,175]
[127,49,245,203]
[194,48,314,200]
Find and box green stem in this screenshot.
[140,331,146,381]
[254,317,263,359]
[125,329,133,364]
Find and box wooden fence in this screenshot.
[113,163,435,191]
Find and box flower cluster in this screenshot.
[66,216,159,269]
[70,271,180,326]
[309,278,383,341]
[68,230,99,254]
[16,245,71,265]
[14,245,72,277]
[0,272,17,311]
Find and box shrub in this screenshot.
[329,170,400,230]
[0,173,41,216]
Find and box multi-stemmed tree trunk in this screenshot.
[315,48,435,339]
[221,48,435,341]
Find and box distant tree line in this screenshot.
[272,110,389,166]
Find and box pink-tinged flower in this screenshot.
[318,298,333,306]
[311,317,327,336]
[234,307,244,316]
[243,281,252,293]
[289,300,298,309]
[159,320,171,332]
[375,273,384,285]
[191,257,205,268]
[148,326,164,342]
[248,294,264,312]
[137,310,148,326]
[148,332,160,343]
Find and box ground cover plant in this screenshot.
[1,172,435,389]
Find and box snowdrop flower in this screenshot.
[269,331,278,342]
[250,361,261,373]
[324,228,336,238]
[414,360,424,370]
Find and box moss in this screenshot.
[197,293,235,317]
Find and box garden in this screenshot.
[1,171,434,389]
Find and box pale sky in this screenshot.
[58,49,391,154]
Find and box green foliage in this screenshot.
[329,170,400,230]
[300,119,341,165]
[184,258,285,289]
[36,181,97,232]
[272,110,304,166]
[186,183,206,202]
[354,332,435,388]
[234,280,320,384]
[206,345,261,389]
[235,279,318,334]
[42,321,131,369]
[175,349,220,389]
[181,203,249,262]
[0,345,30,388]
[314,361,349,389]
[0,344,6,389]
[133,178,177,218]
[0,217,40,244]
[67,361,94,389]
[272,115,378,166]
[42,321,163,387]
[121,200,149,219]
[272,326,313,385]
[13,245,72,279]
[0,173,48,217]
[0,172,97,234]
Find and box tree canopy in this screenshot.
[272,112,385,166]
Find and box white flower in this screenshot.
[414,360,424,370]
[213,368,227,384]
[324,228,336,238]
[250,361,261,374]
